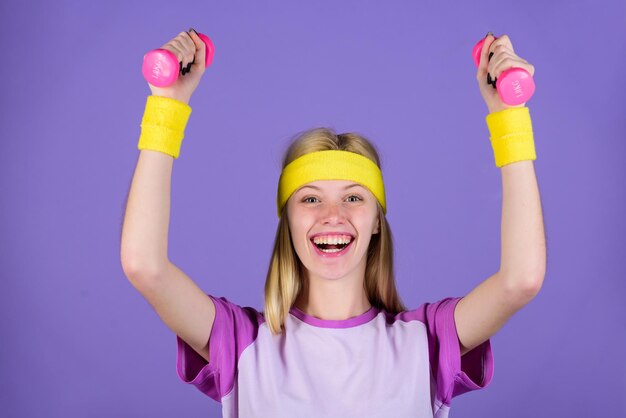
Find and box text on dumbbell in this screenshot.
[151,61,164,78]
[512,80,523,97]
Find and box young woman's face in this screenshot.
[286,179,380,281]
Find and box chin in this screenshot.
[304,261,360,282]
[314,270,348,281]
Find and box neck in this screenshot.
[294,269,371,321]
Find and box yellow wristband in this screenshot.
[137,95,192,159]
[486,107,536,168]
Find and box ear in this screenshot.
[373,218,380,235]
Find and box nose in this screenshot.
[320,202,346,225]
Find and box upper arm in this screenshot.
[127,262,215,362]
[454,271,541,356]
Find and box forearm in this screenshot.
[120,150,173,276]
[498,159,546,290]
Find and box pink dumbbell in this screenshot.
[142,32,215,87]
[472,35,535,106]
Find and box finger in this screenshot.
[487,44,511,78]
[478,34,496,74]
[178,31,196,61]
[489,50,517,79]
[493,57,535,79]
[187,28,206,69]
[161,43,185,71]
[485,37,507,83]
[170,43,188,75]
[487,34,515,62]
[181,32,197,73]
[172,37,195,69]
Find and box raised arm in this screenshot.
[120,29,215,362]
[455,159,546,355]
[454,34,546,355]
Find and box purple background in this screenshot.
[1,1,624,417]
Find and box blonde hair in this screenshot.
[263,127,407,334]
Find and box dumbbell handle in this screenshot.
[142,32,215,88]
[472,36,535,106]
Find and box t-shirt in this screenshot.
[176,295,494,418]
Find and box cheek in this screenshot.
[288,216,310,248]
[356,212,380,238]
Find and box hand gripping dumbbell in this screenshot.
[142,32,215,87]
[471,35,535,106]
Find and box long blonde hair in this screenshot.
[263,127,407,334]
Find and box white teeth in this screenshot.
[319,247,343,253]
[312,235,353,245]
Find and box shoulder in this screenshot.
[383,297,462,327]
[209,295,266,325]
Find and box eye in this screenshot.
[301,195,362,204]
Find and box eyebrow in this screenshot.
[298,183,364,192]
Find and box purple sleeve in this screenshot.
[423,297,494,404]
[175,294,264,402]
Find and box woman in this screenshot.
[121,28,545,417]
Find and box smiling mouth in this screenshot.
[310,235,354,254]
[315,243,348,253]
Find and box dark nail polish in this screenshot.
[179,61,183,73]
[189,27,198,35]
[492,77,498,88]
[487,73,493,85]
[182,67,187,75]
[485,31,493,38]
[186,62,192,72]
[488,51,494,62]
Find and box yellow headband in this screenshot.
[276,150,386,217]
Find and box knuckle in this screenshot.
[163,45,177,56]
[502,50,516,60]
[494,44,509,54]
[503,58,515,68]
[490,44,504,57]
[501,35,514,50]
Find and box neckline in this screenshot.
[289,305,380,328]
